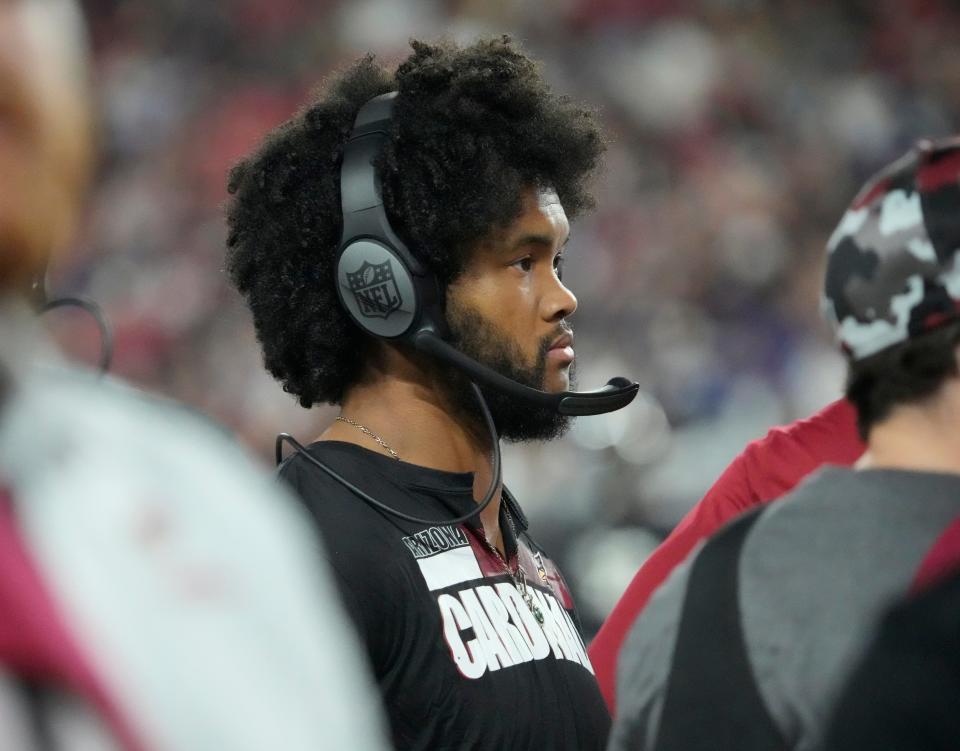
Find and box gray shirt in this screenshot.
[610,467,960,751]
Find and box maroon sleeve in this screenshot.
[0,490,145,751]
[588,398,865,712]
[910,516,960,594]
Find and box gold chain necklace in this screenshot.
[335,416,400,460]
[477,508,544,625]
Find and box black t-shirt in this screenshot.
[280,441,611,750]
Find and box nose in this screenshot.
[542,275,578,323]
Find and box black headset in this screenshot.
[277,91,639,526]
[31,272,114,375]
[334,91,639,416]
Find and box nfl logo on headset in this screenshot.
[346,260,403,319]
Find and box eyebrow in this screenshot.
[509,233,571,251]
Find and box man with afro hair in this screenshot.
[226,36,613,749]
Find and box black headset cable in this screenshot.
[41,296,114,375]
[276,380,501,526]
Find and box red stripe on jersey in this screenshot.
[916,150,960,192]
[0,489,147,751]
[911,515,960,594]
[851,176,892,209]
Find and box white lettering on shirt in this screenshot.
[438,582,595,680]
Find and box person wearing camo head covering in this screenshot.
[608,138,960,751]
[824,137,960,362]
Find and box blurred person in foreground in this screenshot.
[0,1,387,749]
[226,37,617,749]
[609,138,960,751]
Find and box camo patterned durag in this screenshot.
[823,137,960,361]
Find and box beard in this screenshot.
[440,305,575,443]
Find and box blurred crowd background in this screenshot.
[49,0,960,636]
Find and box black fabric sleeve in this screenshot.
[654,508,787,751]
[821,570,960,751]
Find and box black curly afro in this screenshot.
[225,36,604,407]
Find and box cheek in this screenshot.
[449,273,529,320]
[447,278,537,352]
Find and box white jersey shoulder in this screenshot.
[0,364,388,751]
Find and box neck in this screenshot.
[858,382,960,475]
[319,345,504,545]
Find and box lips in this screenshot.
[547,332,575,364]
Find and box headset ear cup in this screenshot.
[336,240,420,339]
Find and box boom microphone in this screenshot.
[412,328,638,416]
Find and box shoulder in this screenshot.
[277,441,402,538]
[8,365,282,505]
[734,468,872,624]
[678,399,861,536]
[2,364,328,579]
[278,441,362,494]
[681,400,860,531]
[739,468,960,602]
[738,399,863,502]
[277,441,425,599]
[1,367,391,749]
